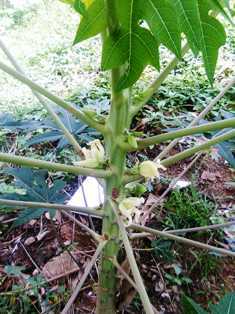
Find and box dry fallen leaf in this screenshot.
[201,170,222,182]
[42,251,79,280]
[24,237,35,246]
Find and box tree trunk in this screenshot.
[96,66,129,313]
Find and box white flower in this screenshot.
[139,160,166,179]
[119,197,144,225]
[75,139,105,168]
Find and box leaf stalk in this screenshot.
[0,153,111,178]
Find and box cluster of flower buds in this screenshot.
[75,139,166,225]
[119,197,144,225]
[119,159,166,224]
[75,139,105,168]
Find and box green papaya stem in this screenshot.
[0,39,84,158]
[0,152,111,178]
[129,224,235,257]
[0,61,106,134]
[97,66,129,313]
[162,129,235,167]
[97,2,130,310]
[120,118,235,151]
[123,129,235,184]
[0,198,103,217]
[138,117,235,149]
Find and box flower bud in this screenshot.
[89,139,105,163]
[139,160,165,179]
[75,139,105,168]
[119,197,144,225]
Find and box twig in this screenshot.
[129,224,235,257]
[48,220,80,268]
[110,200,155,314]
[124,129,235,184]
[129,232,151,240]
[110,258,139,292]
[156,76,235,161]
[137,118,235,149]
[19,240,41,273]
[161,129,235,167]
[61,241,106,314]
[129,221,235,239]
[167,221,235,235]
[61,210,101,243]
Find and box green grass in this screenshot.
[164,186,217,230]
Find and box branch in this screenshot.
[137,118,235,150]
[124,130,235,184]
[156,76,235,160]
[130,43,190,118]
[161,129,235,167]
[129,224,235,257]
[0,61,106,134]
[129,221,235,239]
[0,199,101,241]
[0,39,84,158]
[61,210,101,242]
[111,257,139,291]
[110,200,154,314]
[167,221,235,235]
[0,199,103,218]
[61,241,106,314]
[0,152,111,178]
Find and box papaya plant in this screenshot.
[0,0,235,313]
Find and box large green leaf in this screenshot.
[0,109,98,149]
[209,292,235,314]
[143,0,181,58]
[102,0,159,90]
[74,0,86,15]
[71,0,229,89]
[174,0,201,54]
[198,1,226,84]
[74,0,106,43]
[174,1,226,82]
[0,168,67,226]
[182,293,235,314]
[102,27,159,90]
[182,295,208,314]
